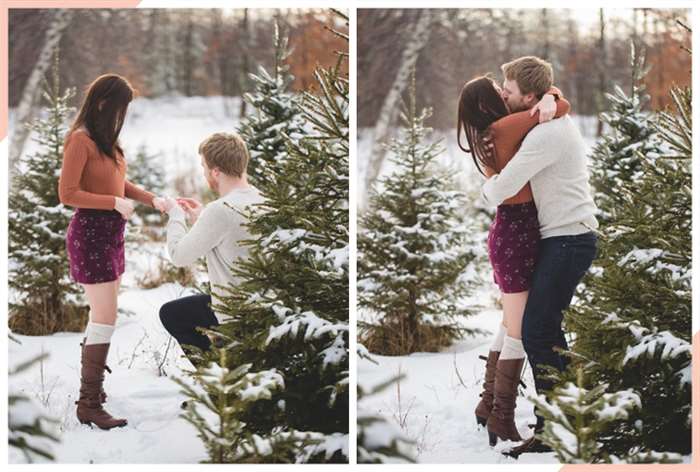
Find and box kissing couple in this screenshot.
[457,56,599,457]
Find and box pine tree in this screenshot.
[8,52,86,335]
[533,368,636,463]
[589,45,664,224]
[175,345,318,463]
[9,344,59,463]
[357,345,416,463]
[558,45,692,459]
[358,72,481,356]
[237,23,305,191]
[183,11,349,463]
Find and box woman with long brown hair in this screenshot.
[58,74,167,430]
[457,74,570,446]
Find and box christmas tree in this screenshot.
[237,22,305,191]
[357,345,416,463]
[183,11,349,463]
[589,45,664,224]
[553,44,692,460]
[8,52,86,335]
[358,71,481,355]
[9,342,59,463]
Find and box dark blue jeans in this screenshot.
[521,231,597,430]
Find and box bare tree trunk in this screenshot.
[238,8,250,118]
[541,9,551,60]
[183,14,194,97]
[362,10,434,206]
[10,9,73,175]
[596,8,607,137]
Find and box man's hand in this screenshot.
[530,93,557,123]
[176,197,204,224]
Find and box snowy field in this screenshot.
[9,95,247,463]
[357,116,599,463]
[358,286,558,464]
[10,283,206,463]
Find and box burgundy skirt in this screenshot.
[66,208,126,284]
[487,201,540,293]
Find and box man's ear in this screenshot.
[524,93,537,107]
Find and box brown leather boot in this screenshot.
[474,350,500,427]
[76,343,127,430]
[487,357,525,446]
[81,338,107,404]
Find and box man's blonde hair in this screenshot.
[501,56,553,98]
[198,132,249,178]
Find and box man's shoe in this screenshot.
[502,435,553,459]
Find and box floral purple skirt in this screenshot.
[66,208,126,284]
[487,201,540,293]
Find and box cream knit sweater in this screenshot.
[166,186,264,322]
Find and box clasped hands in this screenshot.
[114,195,203,223]
[154,196,203,223]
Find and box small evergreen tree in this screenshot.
[237,23,305,191]
[357,346,416,463]
[358,72,481,355]
[175,346,318,463]
[8,52,86,335]
[589,45,664,224]
[559,44,691,459]
[532,368,638,463]
[9,346,59,463]
[184,11,349,463]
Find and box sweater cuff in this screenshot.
[167,204,186,221]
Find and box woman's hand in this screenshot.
[152,196,169,213]
[114,197,134,220]
[530,93,557,123]
[176,197,204,224]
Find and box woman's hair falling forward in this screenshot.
[457,76,509,175]
[69,74,135,162]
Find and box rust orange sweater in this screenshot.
[489,93,570,205]
[58,130,155,210]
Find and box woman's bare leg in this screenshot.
[81,280,120,326]
[502,291,529,340]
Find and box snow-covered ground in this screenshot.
[8,95,248,463]
[9,248,208,463]
[356,116,599,463]
[358,286,558,464]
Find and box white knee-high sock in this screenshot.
[85,321,115,345]
[500,335,525,360]
[490,323,507,352]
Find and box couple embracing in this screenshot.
[58,74,262,430]
[457,56,599,457]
